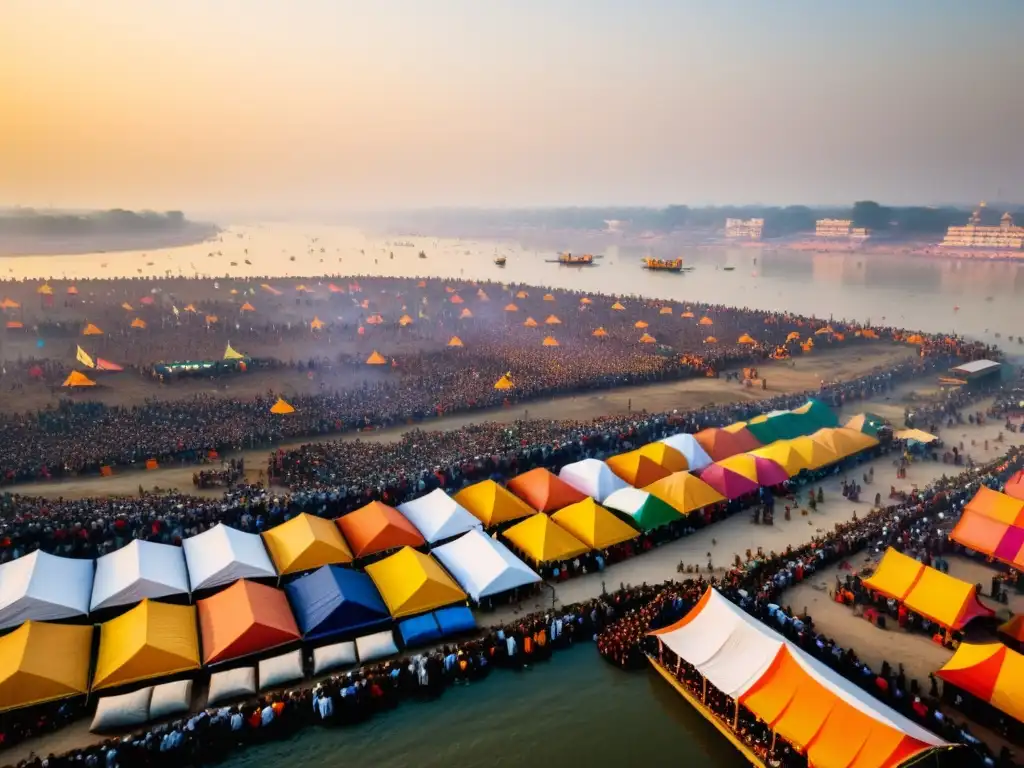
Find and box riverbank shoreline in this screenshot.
[0,222,220,258]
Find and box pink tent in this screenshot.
[95,358,124,372]
[698,465,759,499]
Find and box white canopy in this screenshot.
[182,523,277,591]
[397,489,482,544]
[558,459,629,502]
[654,589,946,747]
[658,433,713,470]
[432,528,541,602]
[0,550,94,629]
[602,487,649,516]
[91,540,190,612]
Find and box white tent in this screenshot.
[396,489,482,545]
[558,458,629,502]
[0,550,94,629]
[182,523,277,591]
[432,528,540,602]
[90,540,190,612]
[654,589,947,748]
[658,433,713,470]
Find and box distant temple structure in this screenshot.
[815,219,870,241]
[941,203,1024,250]
[724,218,764,240]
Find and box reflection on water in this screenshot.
[2,223,1022,349]
[219,646,745,768]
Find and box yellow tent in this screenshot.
[454,480,536,526]
[399,314,414,326]
[523,317,539,328]
[749,441,809,476]
[365,547,467,619]
[543,293,555,302]
[545,315,561,325]
[37,284,53,296]
[494,374,514,390]
[639,333,656,344]
[937,643,1024,725]
[62,371,96,388]
[261,512,353,575]
[642,472,725,515]
[502,513,589,564]
[504,303,518,312]
[516,290,528,299]
[862,548,925,600]
[552,498,638,550]
[459,308,473,319]
[810,427,878,459]
[240,302,255,312]
[92,600,200,690]
[366,350,387,365]
[542,336,559,347]
[270,397,295,415]
[0,621,93,712]
[223,343,245,360]
[738,333,756,344]
[634,321,649,329]
[659,307,673,315]
[788,435,839,470]
[82,323,103,336]
[447,336,464,347]
[611,302,625,311]
[894,428,939,444]
[130,317,147,329]
[637,442,689,472]
[310,316,326,330]
[592,327,608,338]
[120,302,133,311]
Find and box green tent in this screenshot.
[844,412,887,437]
[602,488,680,532]
[746,411,808,443]
[790,398,840,430]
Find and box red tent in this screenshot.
[95,358,124,372]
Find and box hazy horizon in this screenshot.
[4,1,1023,217]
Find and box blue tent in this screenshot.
[434,606,476,637]
[285,565,390,640]
[398,613,442,647]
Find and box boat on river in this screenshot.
[545,252,595,266]
[642,257,683,272]
[494,256,507,267]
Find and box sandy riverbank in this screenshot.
[0,222,220,258]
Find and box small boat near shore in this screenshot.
[642,257,683,272]
[545,252,595,266]
[494,256,507,267]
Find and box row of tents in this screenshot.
[950,484,1024,569]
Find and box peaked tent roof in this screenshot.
[809,427,879,460]
[602,487,682,532]
[0,621,93,712]
[433,529,541,602]
[790,398,839,429]
[262,513,354,575]
[964,486,1024,526]
[285,565,390,639]
[844,412,888,436]
[604,450,672,488]
[862,548,924,601]
[91,539,191,612]
[693,428,761,462]
[366,350,387,365]
[0,550,94,630]
[636,442,689,473]
[651,589,946,763]
[198,579,301,664]
[558,458,630,503]
[936,643,1024,725]
[502,513,590,564]
[551,498,638,550]
[364,547,468,619]
[62,371,96,387]
[998,614,1024,643]
[92,600,201,690]
[950,511,1024,569]
[642,472,725,515]
[744,412,811,444]
[506,468,587,513]
[658,433,713,470]
[182,523,278,592]
[454,480,537,527]
[95,358,124,372]
[698,464,760,499]
[337,501,426,559]
[714,453,790,487]
[396,489,482,544]
[788,435,840,470]
[749,441,809,476]
[269,398,295,415]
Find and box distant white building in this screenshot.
[604,220,625,233]
[941,204,1024,250]
[724,218,764,240]
[815,219,853,238]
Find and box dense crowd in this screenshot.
[595,449,1024,767]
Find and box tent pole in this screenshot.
[701,675,707,705]
[733,701,739,729]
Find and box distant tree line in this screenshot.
[0,209,190,237]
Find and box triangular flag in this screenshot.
[76,345,95,369]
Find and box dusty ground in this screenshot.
[13,344,916,499]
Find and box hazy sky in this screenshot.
[3,0,1023,214]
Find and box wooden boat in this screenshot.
[494,256,507,267]
[545,252,595,266]
[723,266,735,271]
[642,257,683,272]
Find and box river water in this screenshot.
[5,224,1019,766]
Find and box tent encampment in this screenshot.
[182,523,277,592]
[432,528,541,602]
[261,513,354,576]
[396,489,482,545]
[91,539,190,612]
[364,547,467,619]
[285,565,390,639]
[0,550,94,630]
[454,480,537,527]
[336,501,426,559]
[198,580,301,664]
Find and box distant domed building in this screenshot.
[941,203,1024,249]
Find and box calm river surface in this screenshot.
[5,225,1021,766]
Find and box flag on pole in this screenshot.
[76,345,95,369]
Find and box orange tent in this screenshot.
[523,317,538,328]
[130,317,147,329]
[659,307,673,315]
[516,290,528,299]
[680,311,694,318]
[493,374,513,390]
[937,643,1024,724]
[459,308,473,319]
[542,336,559,347]
[950,510,1024,569]
[964,486,1024,526]
[366,314,384,325]
[592,327,608,338]
[183,304,196,313]
[504,303,518,312]
[310,317,326,331]
[611,302,625,311]
[0,298,19,310]
[506,468,587,513]
[634,320,648,329]
[399,314,414,326]
[366,351,387,365]
[704,336,718,343]
[605,450,672,487]
[694,428,761,462]
[580,297,592,305]
[240,302,255,312]
[738,333,756,344]
[543,293,555,302]
[998,615,1024,643]
[699,316,713,326]
[638,333,656,344]
[82,323,103,336]
[545,315,561,325]
[447,336,464,347]
[336,501,425,559]
[642,472,724,515]
[197,580,301,665]
[450,295,464,304]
